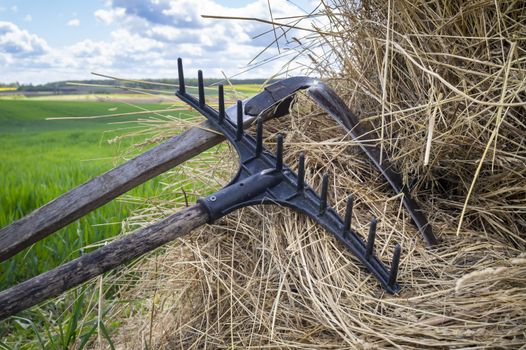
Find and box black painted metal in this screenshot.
[307,85,438,247]
[207,60,436,247]
[366,218,377,259]
[343,195,353,237]
[218,84,225,123]
[198,70,205,107]
[175,58,402,294]
[177,58,185,94]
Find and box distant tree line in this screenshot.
[0,82,18,88]
[13,78,275,92]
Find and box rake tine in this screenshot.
[236,100,243,140]
[297,152,305,193]
[365,217,377,259]
[343,194,353,238]
[218,85,225,123]
[275,134,283,171]
[177,58,185,94]
[255,118,263,156]
[198,70,205,107]
[388,244,401,287]
[319,174,329,214]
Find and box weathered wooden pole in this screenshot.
[0,204,208,320]
[0,121,222,262]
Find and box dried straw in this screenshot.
[96,1,526,348]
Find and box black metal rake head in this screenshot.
[0,57,421,321]
[175,58,402,294]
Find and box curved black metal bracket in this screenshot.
[186,61,437,247]
[175,58,401,294]
[306,85,437,247]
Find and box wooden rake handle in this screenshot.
[0,121,223,262]
[0,204,208,320]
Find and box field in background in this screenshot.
[0,84,262,103]
[0,99,174,288]
[0,98,175,348]
[0,93,178,103]
[0,84,260,348]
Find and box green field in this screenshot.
[0,83,261,348]
[0,99,179,348]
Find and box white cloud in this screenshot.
[0,22,61,83]
[94,7,126,24]
[94,0,311,57]
[148,25,180,41]
[111,28,164,52]
[0,52,12,65]
[67,18,80,27]
[1,1,321,83]
[0,21,49,57]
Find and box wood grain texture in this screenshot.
[0,121,223,262]
[0,204,208,320]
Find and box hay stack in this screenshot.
[103,0,526,348]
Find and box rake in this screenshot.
[0,59,437,320]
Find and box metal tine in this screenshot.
[198,70,205,107]
[177,58,185,94]
[343,194,353,238]
[218,85,225,123]
[296,152,305,193]
[276,134,283,171]
[365,217,377,259]
[255,118,263,156]
[236,100,243,140]
[388,244,401,288]
[319,174,329,214]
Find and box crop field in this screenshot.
[0,84,260,348]
[0,98,182,348]
[0,99,175,284]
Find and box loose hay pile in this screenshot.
[104,0,526,348]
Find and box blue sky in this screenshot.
[0,0,320,84]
